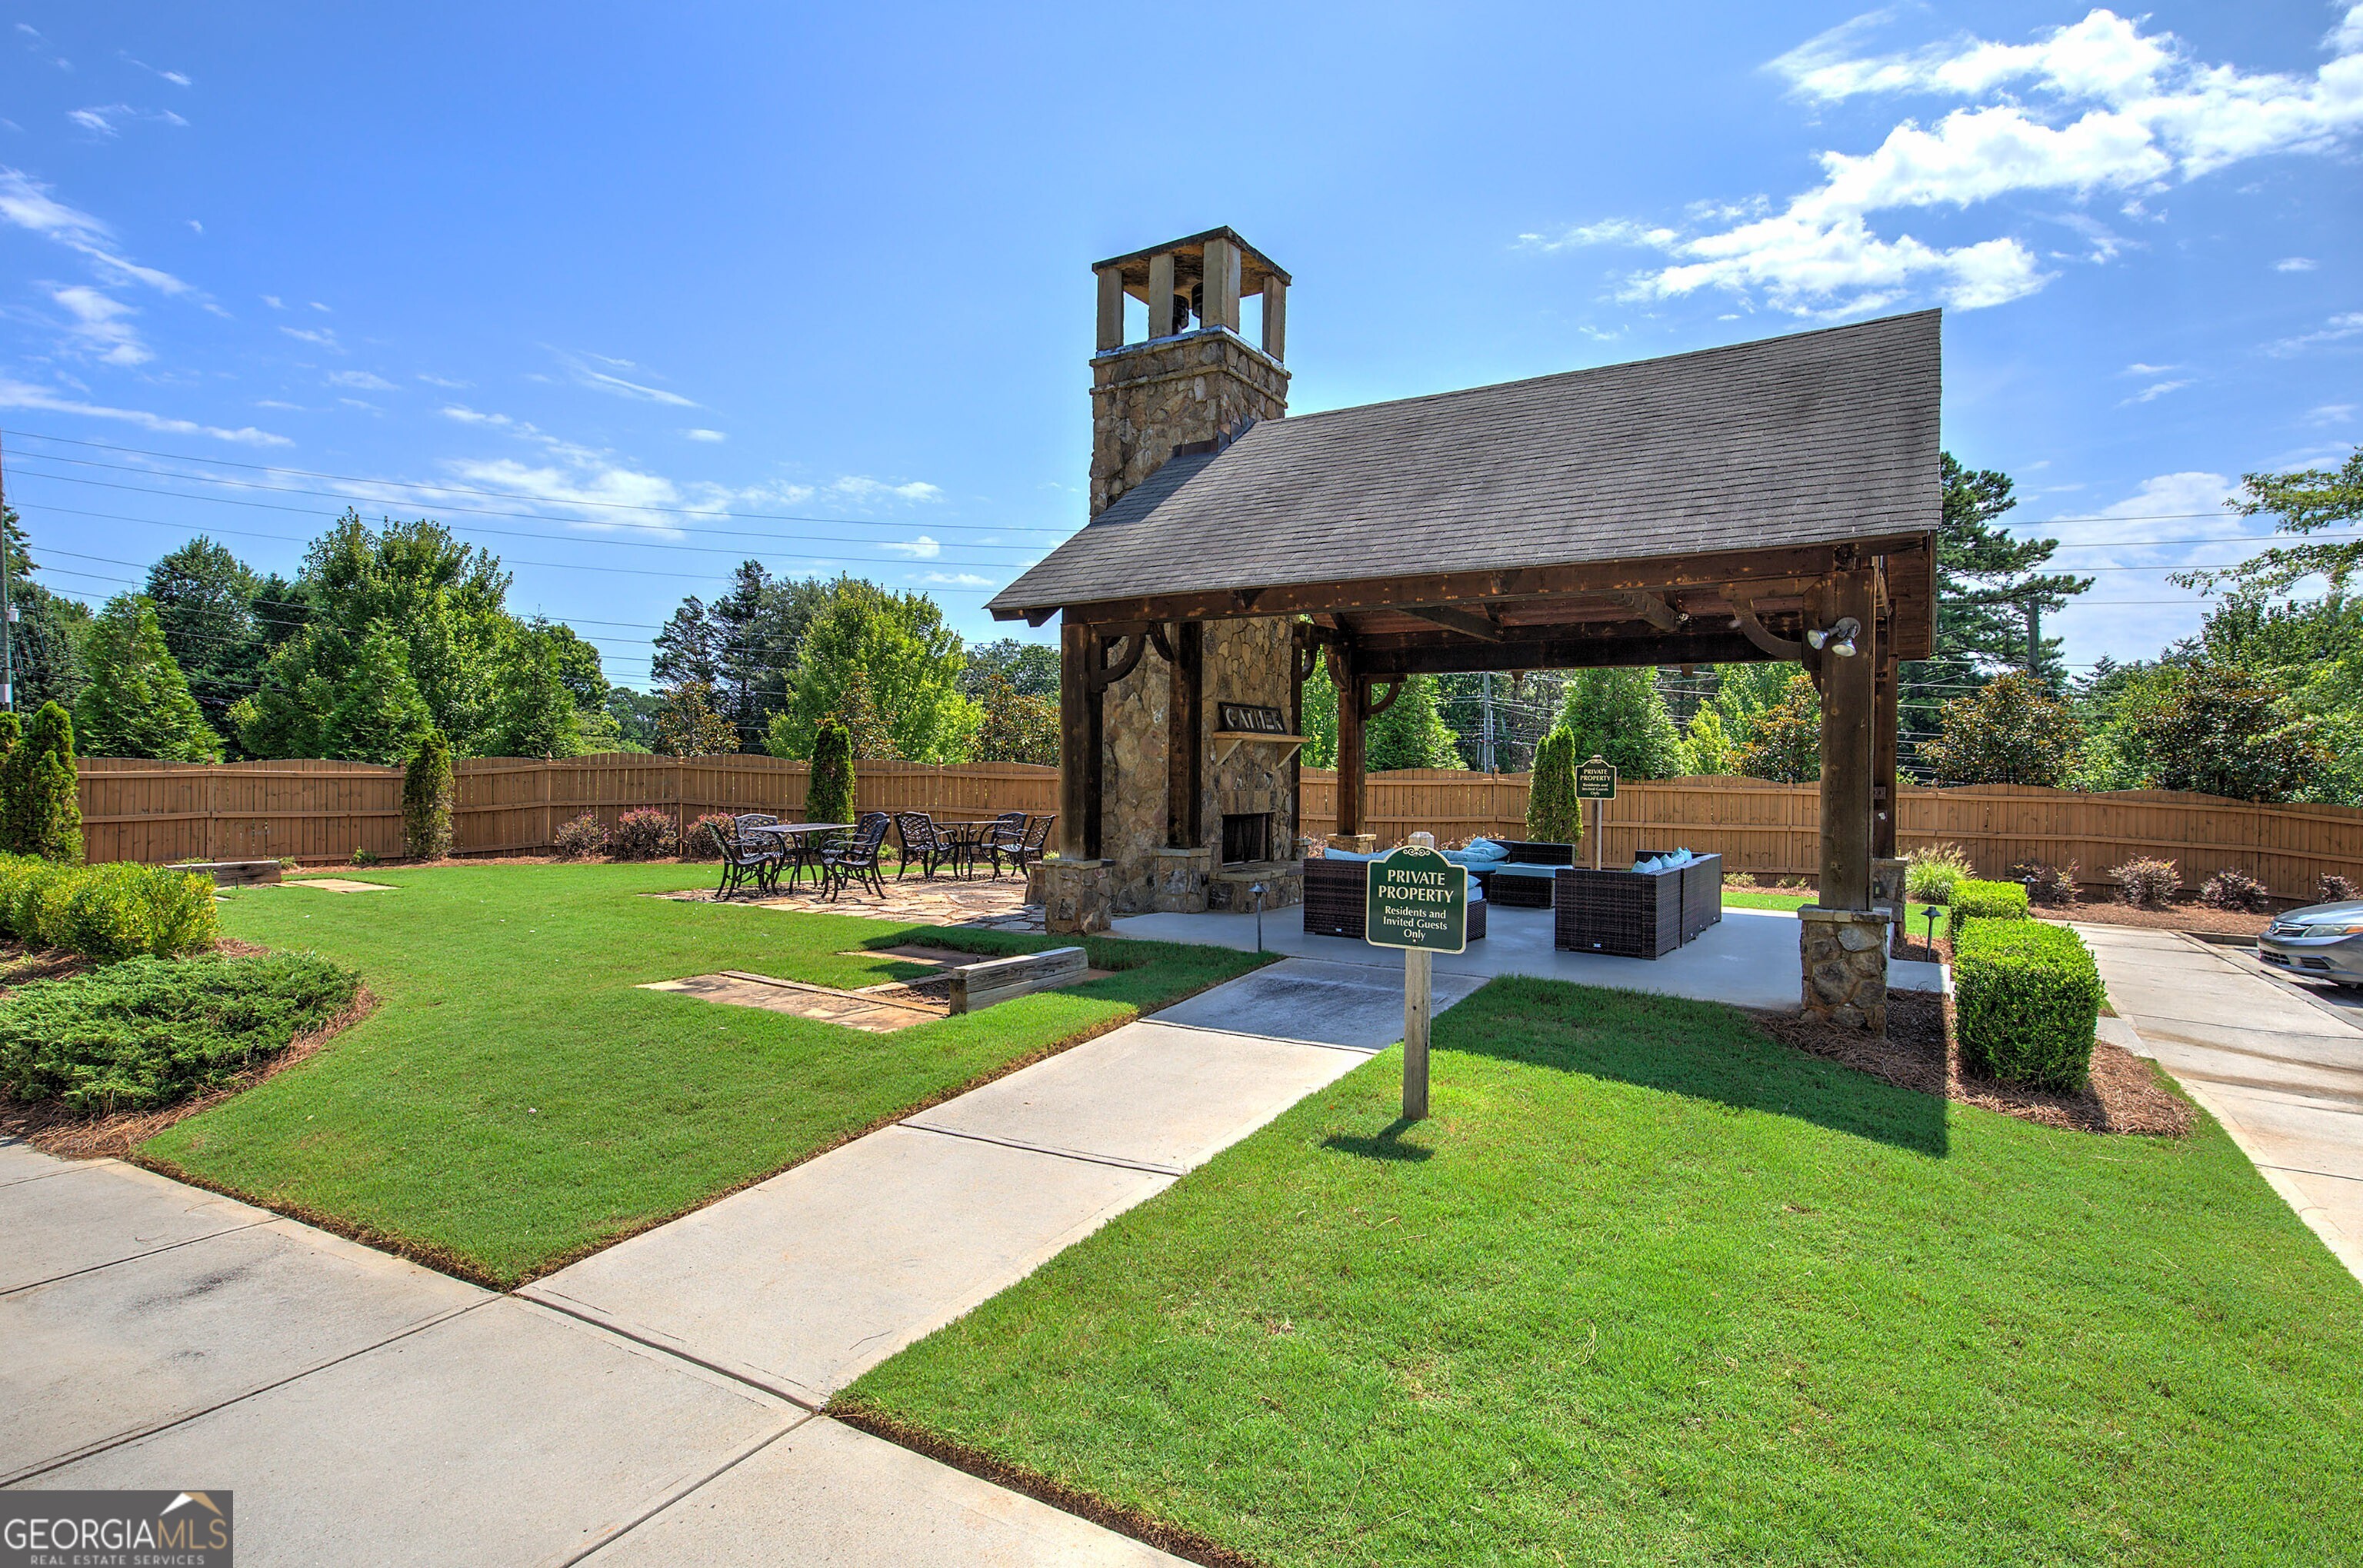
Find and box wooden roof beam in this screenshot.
[1611,590,1686,633]
[1401,603,1504,641]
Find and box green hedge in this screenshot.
[1954,919,2105,1092]
[0,854,218,961]
[1948,877,2030,934]
[0,951,359,1111]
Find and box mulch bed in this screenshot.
[1753,990,2192,1137]
[2032,901,2271,937]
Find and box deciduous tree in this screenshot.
[73,595,223,762]
[1735,673,1822,783]
[1918,671,2081,786]
[1554,667,1681,779]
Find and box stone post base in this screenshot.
[1150,847,1214,914]
[1799,907,1893,1034]
[1327,833,1375,854]
[1871,857,1908,955]
[1028,859,1115,936]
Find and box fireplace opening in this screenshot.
[1221,812,1270,866]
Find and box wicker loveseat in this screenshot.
[1551,850,1722,959]
[1464,839,1578,908]
[1303,854,1489,942]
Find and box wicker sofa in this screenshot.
[1465,839,1578,908]
[1303,856,1489,942]
[1551,851,1722,959]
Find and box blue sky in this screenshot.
[2,2,2358,691]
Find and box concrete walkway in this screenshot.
[2078,923,2363,1283]
[5,957,1474,1563]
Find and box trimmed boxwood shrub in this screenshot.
[1953,919,2106,1091]
[1948,877,2030,934]
[0,951,360,1111]
[0,854,217,960]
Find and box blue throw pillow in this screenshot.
[1462,836,1510,862]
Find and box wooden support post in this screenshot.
[1261,278,1287,360]
[1165,621,1202,848]
[1094,265,1125,351]
[1201,235,1241,333]
[1816,568,1877,910]
[1059,620,1098,860]
[1403,830,1434,1121]
[1872,626,1898,861]
[1148,251,1177,339]
[1334,647,1366,838]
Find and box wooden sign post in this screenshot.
[1577,755,1618,871]
[1364,831,1468,1121]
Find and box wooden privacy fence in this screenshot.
[78,754,1060,865]
[78,757,2363,901]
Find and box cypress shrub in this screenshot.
[6,702,82,862]
[807,716,857,829]
[1948,877,2029,935]
[402,728,455,861]
[1954,919,2105,1091]
[0,711,18,837]
[1525,727,1581,845]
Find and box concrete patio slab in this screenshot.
[583,1416,1183,1566]
[0,1157,268,1293]
[0,1138,95,1187]
[906,1017,1376,1174]
[523,1125,1172,1405]
[1112,901,1942,1010]
[1148,956,1486,1049]
[35,1296,797,1568]
[1,1217,483,1482]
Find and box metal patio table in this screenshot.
[740,822,855,894]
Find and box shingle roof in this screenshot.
[990,310,1940,618]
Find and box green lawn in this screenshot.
[843,977,2362,1566]
[142,863,1266,1284]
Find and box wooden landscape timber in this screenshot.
[948,947,1091,1014]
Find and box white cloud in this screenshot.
[2308,402,2357,424]
[49,284,149,365]
[2122,361,2178,374]
[279,325,339,350]
[428,404,812,533]
[309,301,330,312]
[881,536,943,558]
[2277,256,2319,271]
[261,295,284,309]
[2266,311,2363,356]
[325,369,395,391]
[917,571,994,588]
[1554,8,2363,316]
[0,376,288,444]
[67,106,117,136]
[185,218,201,235]
[2121,378,2191,404]
[0,167,191,298]
[683,428,726,442]
[558,351,698,406]
[415,371,468,388]
[831,475,943,504]
[254,398,303,411]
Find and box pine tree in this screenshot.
[805,717,857,827]
[1553,667,1683,779]
[1526,727,1581,844]
[403,728,455,860]
[8,702,82,863]
[72,594,224,762]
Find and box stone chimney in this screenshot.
[1088,228,1290,518]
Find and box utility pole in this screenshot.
[0,433,13,712]
[1480,671,1494,772]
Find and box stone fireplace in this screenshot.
[1221,812,1270,866]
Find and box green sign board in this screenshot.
[1577,755,1618,800]
[1365,844,1470,954]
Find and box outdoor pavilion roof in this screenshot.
[991,311,1941,671]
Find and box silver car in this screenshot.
[2258,901,2363,988]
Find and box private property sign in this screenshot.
[1577,755,1618,800]
[1365,843,1470,955]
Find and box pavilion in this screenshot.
[988,229,1938,1026]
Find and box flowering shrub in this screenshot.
[551,813,607,861]
[2011,860,2079,907]
[2111,857,2180,909]
[2199,868,2271,913]
[2318,874,2359,904]
[681,814,736,862]
[608,807,676,861]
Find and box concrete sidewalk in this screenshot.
[522,957,1481,1403]
[2078,923,2363,1283]
[6,956,1466,1563]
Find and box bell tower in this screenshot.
[1088,228,1290,517]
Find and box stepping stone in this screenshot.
[641,973,942,1032]
[282,878,394,893]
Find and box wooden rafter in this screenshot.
[1401,603,1503,641]
[1611,589,1685,632]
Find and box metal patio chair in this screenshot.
[709,818,784,898]
[821,813,892,901]
[892,811,954,881]
[995,813,1055,879]
[979,811,1028,877]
